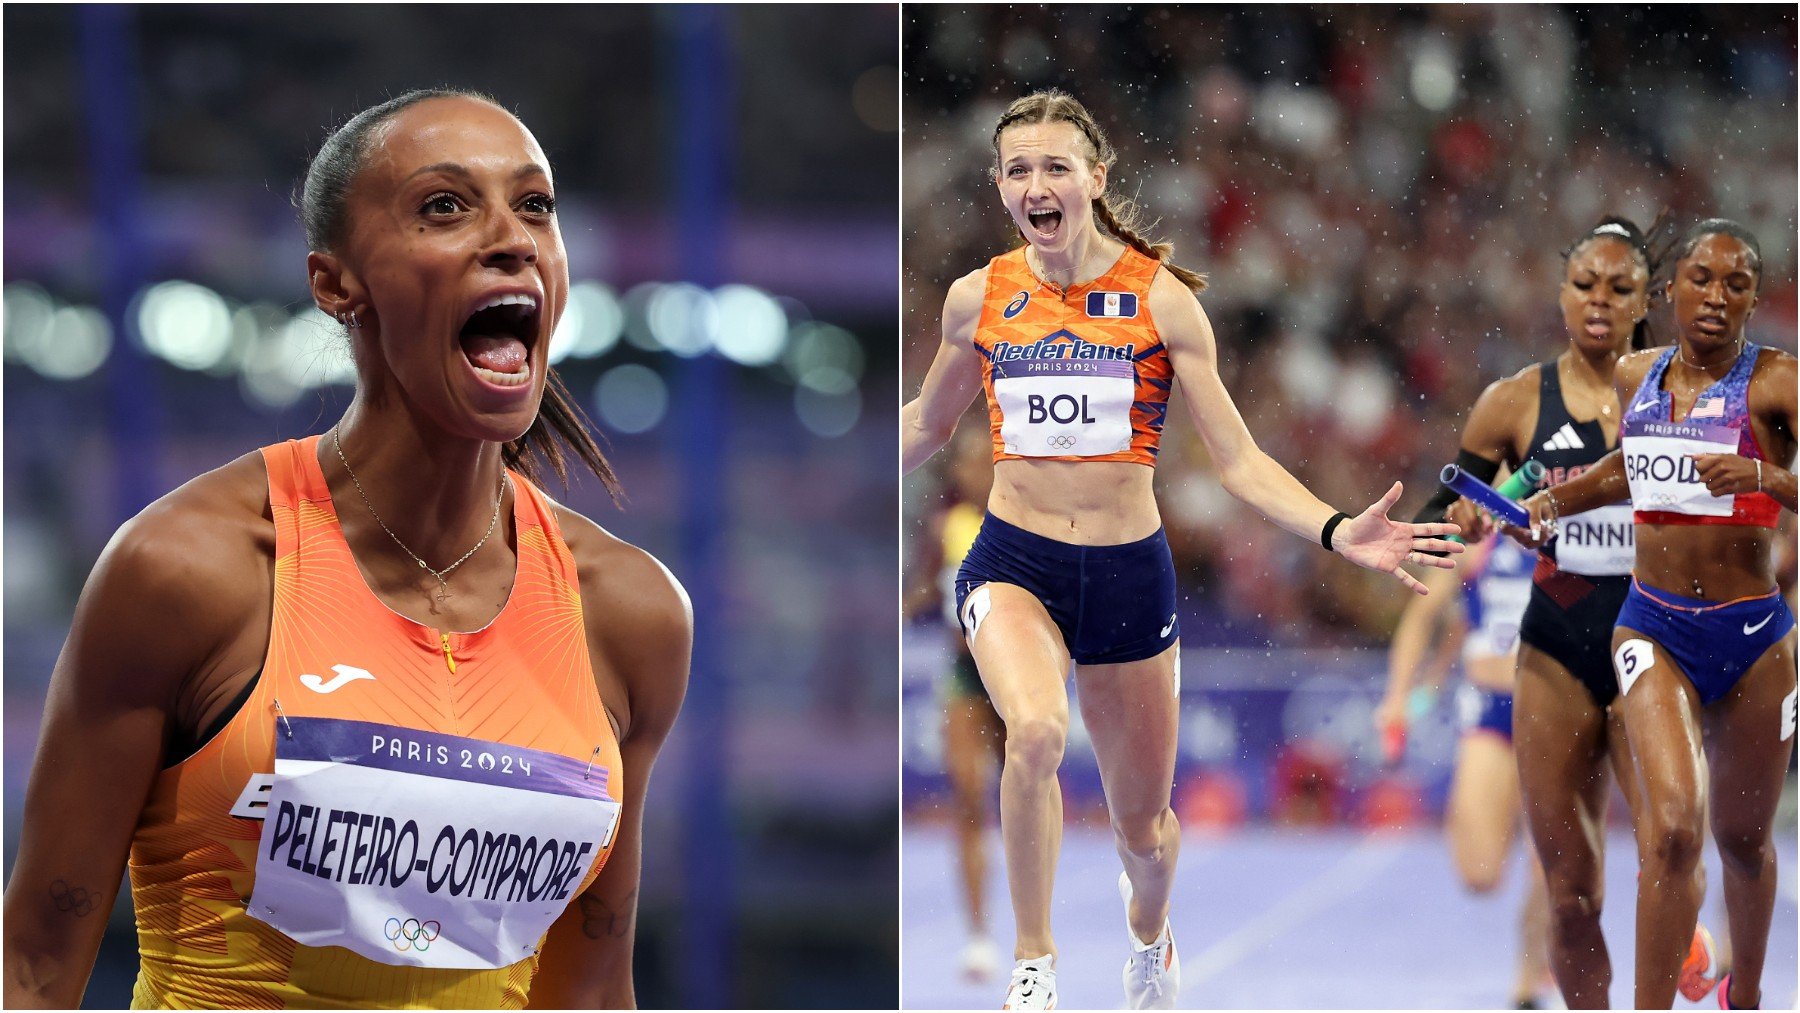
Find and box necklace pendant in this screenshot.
[435,586,451,605]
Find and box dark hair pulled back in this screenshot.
[1648,217,1764,295]
[992,90,1208,294]
[1563,214,1660,350]
[298,88,618,497]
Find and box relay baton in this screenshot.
[1493,459,1546,501]
[1439,462,1534,528]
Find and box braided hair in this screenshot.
[991,90,1208,294]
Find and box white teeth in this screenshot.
[473,362,532,386]
[477,293,539,312]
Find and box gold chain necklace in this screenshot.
[330,427,506,605]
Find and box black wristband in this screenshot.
[1321,511,1351,551]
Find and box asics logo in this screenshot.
[1744,613,1774,636]
[1159,614,1177,638]
[299,664,376,694]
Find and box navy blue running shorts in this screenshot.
[1455,684,1514,742]
[953,512,1178,666]
[1614,579,1795,706]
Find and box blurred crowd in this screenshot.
[903,5,1797,648]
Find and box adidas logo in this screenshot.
[1543,423,1585,452]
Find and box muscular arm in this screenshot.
[1157,272,1340,537]
[1155,271,1460,591]
[1425,370,1535,541]
[1752,352,1797,513]
[3,471,263,1008]
[1515,351,1655,542]
[901,270,986,475]
[527,517,691,1010]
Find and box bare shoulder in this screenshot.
[67,451,273,706]
[549,502,692,742]
[1146,264,1202,318]
[99,451,272,624]
[1615,347,1663,392]
[1753,345,1796,385]
[1459,364,1540,459]
[941,266,988,346]
[1146,265,1210,358]
[1470,363,1540,417]
[1753,346,1797,419]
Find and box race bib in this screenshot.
[995,358,1133,457]
[1621,421,1737,517]
[1467,578,1530,660]
[1554,503,1635,576]
[248,717,620,970]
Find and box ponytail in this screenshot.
[504,367,622,500]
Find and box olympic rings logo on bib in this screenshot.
[1046,434,1077,449]
[384,916,442,952]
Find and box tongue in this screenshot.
[462,334,527,374]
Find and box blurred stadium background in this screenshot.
[4,5,896,1008]
[901,6,1797,1008]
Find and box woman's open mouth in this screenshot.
[459,293,539,388]
[1026,208,1063,240]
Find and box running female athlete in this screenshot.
[907,429,1007,983]
[1378,535,1552,1009]
[1516,220,1796,1011]
[3,90,691,1009]
[1413,217,1671,1009]
[901,89,1461,1011]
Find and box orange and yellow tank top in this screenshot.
[973,245,1172,465]
[128,436,623,1010]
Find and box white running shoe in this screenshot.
[1002,954,1057,1010]
[1119,872,1180,1010]
[961,934,1001,983]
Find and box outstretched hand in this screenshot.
[1333,481,1463,595]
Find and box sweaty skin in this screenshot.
[3,96,691,1010]
[901,111,1460,985]
[1513,231,1796,1010]
[1436,233,1648,1008]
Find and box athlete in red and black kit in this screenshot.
[1413,218,1705,1008]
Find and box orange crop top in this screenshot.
[972,245,1172,465]
[127,436,623,1009]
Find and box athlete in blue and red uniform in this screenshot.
[1519,220,1796,1010]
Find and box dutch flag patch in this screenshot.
[1085,291,1138,318]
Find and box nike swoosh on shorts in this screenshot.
[1744,613,1774,635]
